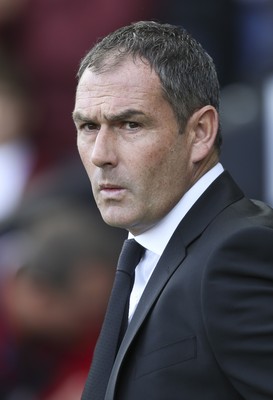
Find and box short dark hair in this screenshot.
[77,21,222,150]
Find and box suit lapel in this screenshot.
[105,171,244,399]
[123,229,187,343]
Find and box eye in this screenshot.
[80,122,99,133]
[123,121,141,130]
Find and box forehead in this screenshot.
[79,56,157,86]
[75,58,164,113]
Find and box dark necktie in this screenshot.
[81,239,144,400]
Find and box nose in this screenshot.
[91,127,118,168]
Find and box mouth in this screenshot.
[98,183,126,198]
[99,183,124,190]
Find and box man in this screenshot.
[73,21,273,400]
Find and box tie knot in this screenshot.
[117,239,144,275]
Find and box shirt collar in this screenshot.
[129,163,224,255]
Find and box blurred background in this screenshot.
[0,0,272,398]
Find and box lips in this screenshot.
[97,183,127,200]
[99,183,124,191]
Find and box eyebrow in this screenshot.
[105,109,146,122]
[72,111,91,123]
[72,109,146,123]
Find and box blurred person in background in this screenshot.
[0,200,125,400]
[0,52,37,222]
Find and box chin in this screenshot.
[100,211,132,230]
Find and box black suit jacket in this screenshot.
[101,171,273,399]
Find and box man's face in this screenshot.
[73,58,196,235]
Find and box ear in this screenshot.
[187,106,219,163]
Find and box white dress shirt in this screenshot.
[128,163,224,321]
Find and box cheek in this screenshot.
[77,139,87,162]
[134,147,170,197]
[144,143,174,177]
[146,144,188,196]
[77,142,94,173]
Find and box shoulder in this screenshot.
[201,198,273,398]
[202,196,273,312]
